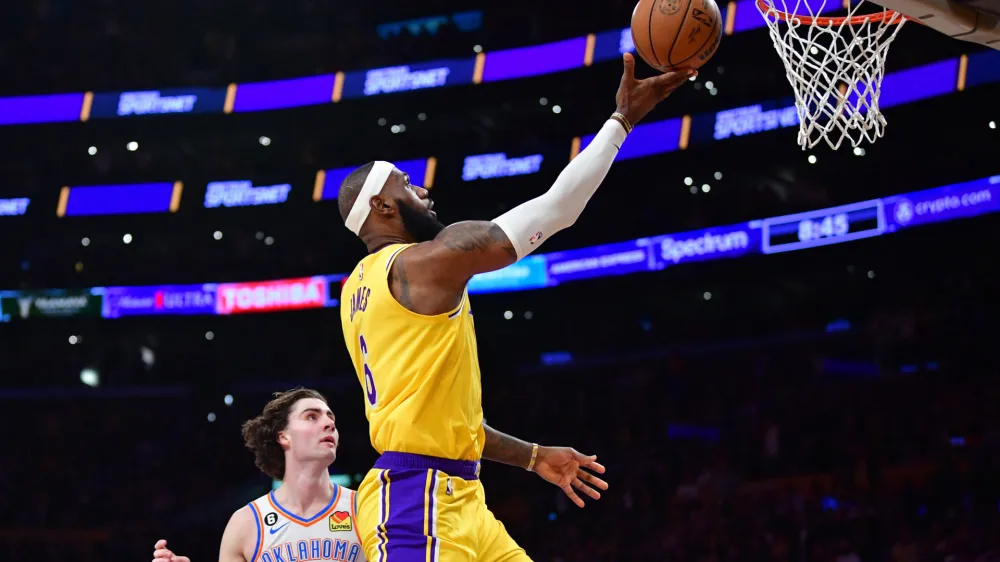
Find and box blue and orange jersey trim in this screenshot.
[266,485,341,527]
[247,502,265,562]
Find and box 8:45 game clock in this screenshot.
[762,200,887,254]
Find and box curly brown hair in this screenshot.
[241,387,328,480]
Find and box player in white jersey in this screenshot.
[152,388,366,562]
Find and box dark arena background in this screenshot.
[2,1,1000,560]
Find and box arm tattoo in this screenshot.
[388,256,414,309]
[483,423,533,469]
[441,222,517,260]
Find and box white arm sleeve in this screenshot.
[491,119,627,260]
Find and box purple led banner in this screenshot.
[544,223,758,285]
[102,284,218,318]
[592,28,634,63]
[63,182,179,217]
[732,0,768,33]
[0,198,30,216]
[884,175,1000,231]
[318,159,431,201]
[341,58,477,99]
[0,93,85,125]
[232,75,336,112]
[546,239,654,284]
[966,50,1000,89]
[878,58,958,109]
[481,37,588,82]
[579,118,682,161]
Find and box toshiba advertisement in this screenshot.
[215,277,329,314]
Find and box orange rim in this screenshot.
[756,0,910,25]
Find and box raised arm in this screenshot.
[482,422,609,508]
[395,55,694,312]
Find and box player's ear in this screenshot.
[277,430,291,448]
[369,195,395,217]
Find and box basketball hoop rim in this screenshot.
[755,0,911,25]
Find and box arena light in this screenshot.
[258,136,271,146]
[68,335,78,345]
[205,331,215,340]
[552,105,562,114]
[689,186,698,194]
[87,146,97,155]
[991,121,997,129]
[417,113,427,121]
[503,310,513,319]
[126,141,138,151]
[80,368,99,387]
[265,236,274,245]
[81,237,90,246]
[224,394,234,406]
[808,154,818,164]
[473,44,482,53]
[684,177,693,185]
[714,171,723,180]
[207,412,217,422]
[213,231,223,240]
[140,346,155,369]
[123,233,133,244]
[703,291,712,300]
[539,97,548,106]
[702,184,711,193]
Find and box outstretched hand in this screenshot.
[615,52,696,127]
[532,446,609,508]
[153,539,191,562]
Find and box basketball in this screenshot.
[630,0,723,72]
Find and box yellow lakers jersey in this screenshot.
[339,243,486,462]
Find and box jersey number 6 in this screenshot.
[360,335,377,407]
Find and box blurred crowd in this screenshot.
[3,334,999,561]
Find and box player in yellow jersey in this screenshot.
[338,53,694,561]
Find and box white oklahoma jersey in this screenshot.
[246,485,366,562]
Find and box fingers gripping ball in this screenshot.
[630,0,723,72]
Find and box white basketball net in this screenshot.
[756,0,907,150]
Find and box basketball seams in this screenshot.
[667,0,722,68]
[631,27,658,73]
[664,0,694,67]
[647,0,666,68]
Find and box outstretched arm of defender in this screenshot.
[405,54,694,288]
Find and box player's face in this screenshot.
[282,398,339,464]
[387,169,444,242]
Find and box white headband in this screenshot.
[344,160,394,235]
